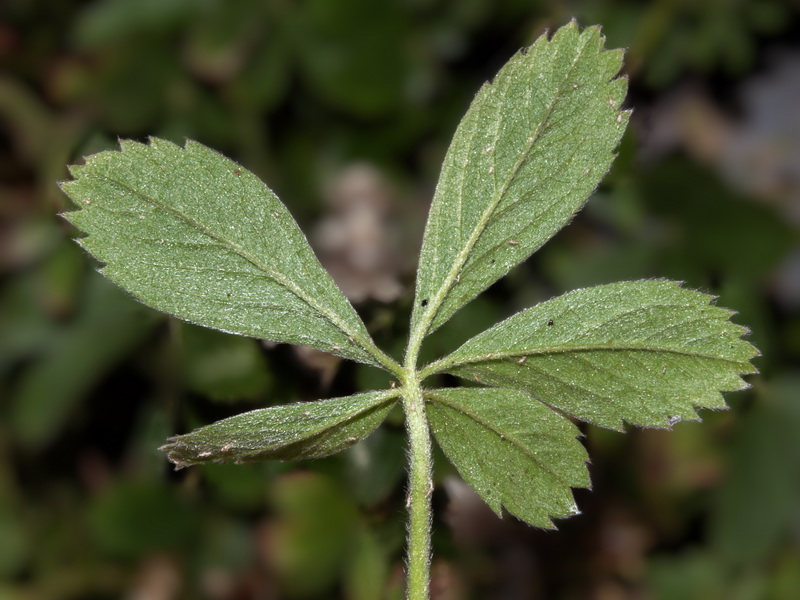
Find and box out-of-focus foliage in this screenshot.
[1,0,798,598]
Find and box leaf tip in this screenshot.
[57,209,80,229]
[551,19,580,42]
[149,136,182,152]
[159,439,195,470]
[117,137,142,153]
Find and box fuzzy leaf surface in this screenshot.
[61,138,389,368]
[426,387,588,528]
[160,390,400,469]
[411,22,629,339]
[431,280,758,429]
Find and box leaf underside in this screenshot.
[411,22,629,339]
[426,387,588,528]
[61,138,383,367]
[437,280,759,430]
[55,21,761,539]
[160,390,400,469]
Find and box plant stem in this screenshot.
[401,371,433,600]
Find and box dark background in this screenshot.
[2,1,799,598]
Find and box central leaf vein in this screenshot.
[417,35,592,343]
[101,172,390,368]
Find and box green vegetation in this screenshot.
[60,24,756,598]
[3,1,798,598]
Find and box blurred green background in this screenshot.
[2,0,800,598]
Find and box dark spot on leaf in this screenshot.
[490,259,496,264]
[547,319,554,326]
[233,169,241,176]
[421,299,428,307]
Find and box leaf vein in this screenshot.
[427,390,575,488]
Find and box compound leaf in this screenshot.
[160,390,400,469]
[61,138,392,369]
[429,280,759,430]
[426,387,588,528]
[411,22,629,340]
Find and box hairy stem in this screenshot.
[401,371,433,599]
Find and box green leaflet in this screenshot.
[425,280,759,430]
[160,390,400,469]
[60,138,395,370]
[410,22,629,341]
[426,387,588,528]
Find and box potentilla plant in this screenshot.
[60,22,758,599]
